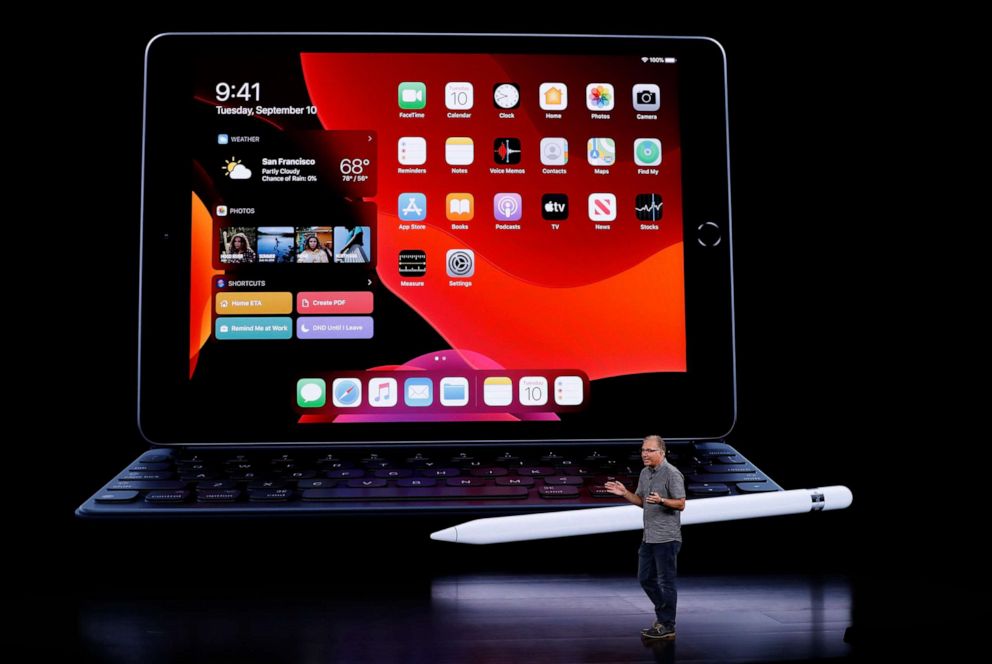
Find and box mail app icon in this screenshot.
[404,377,433,407]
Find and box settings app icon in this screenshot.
[446,249,475,278]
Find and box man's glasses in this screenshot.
[640,449,662,454]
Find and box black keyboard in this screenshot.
[77,441,782,516]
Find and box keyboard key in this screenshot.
[537,485,579,499]
[689,473,764,484]
[138,451,174,464]
[128,463,172,472]
[197,480,237,490]
[248,480,287,490]
[96,491,139,502]
[736,482,774,493]
[197,490,241,502]
[375,469,413,479]
[121,472,175,481]
[470,467,508,477]
[698,464,756,474]
[687,483,731,496]
[543,476,584,486]
[398,478,437,488]
[517,467,555,476]
[327,469,366,479]
[446,478,486,487]
[495,477,534,487]
[347,479,388,488]
[420,468,460,478]
[301,486,528,501]
[110,480,187,491]
[249,489,293,502]
[297,479,337,489]
[145,490,190,503]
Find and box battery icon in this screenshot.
[664,57,677,64]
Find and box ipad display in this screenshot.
[139,34,734,444]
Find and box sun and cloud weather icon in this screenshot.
[223,156,252,180]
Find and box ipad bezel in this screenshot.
[137,33,736,446]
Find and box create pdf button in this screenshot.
[296,291,373,314]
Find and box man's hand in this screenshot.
[604,480,627,497]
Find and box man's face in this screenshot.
[641,443,663,468]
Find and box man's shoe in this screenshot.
[642,624,676,640]
[640,622,661,636]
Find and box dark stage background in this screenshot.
[17,12,977,662]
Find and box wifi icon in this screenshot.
[641,57,649,63]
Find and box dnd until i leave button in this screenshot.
[215,317,293,340]
[297,316,374,339]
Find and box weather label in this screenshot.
[260,157,318,183]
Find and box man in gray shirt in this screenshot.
[605,435,686,640]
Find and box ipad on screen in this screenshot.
[137,33,735,447]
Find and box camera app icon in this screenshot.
[632,84,661,112]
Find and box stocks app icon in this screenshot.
[399,249,427,277]
[635,193,663,221]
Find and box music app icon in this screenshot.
[368,377,398,407]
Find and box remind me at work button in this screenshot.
[215,317,293,340]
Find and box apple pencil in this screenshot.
[430,486,852,544]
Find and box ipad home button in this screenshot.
[697,221,722,247]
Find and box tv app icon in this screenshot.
[542,194,568,221]
[635,193,663,221]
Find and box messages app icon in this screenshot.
[297,378,326,408]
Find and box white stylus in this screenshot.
[430,486,853,544]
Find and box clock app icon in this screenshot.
[493,83,520,109]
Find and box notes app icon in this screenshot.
[483,376,513,406]
[445,137,474,166]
